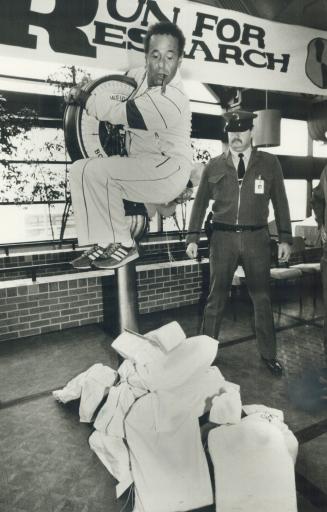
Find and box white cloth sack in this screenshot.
[94,335,220,508]
[152,367,237,432]
[111,331,163,365]
[93,381,147,436]
[209,385,243,425]
[242,404,299,463]
[145,321,186,352]
[90,360,148,497]
[125,392,214,512]
[89,430,133,498]
[94,359,148,436]
[111,322,186,365]
[136,334,219,392]
[52,363,117,422]
[208,406,298,512]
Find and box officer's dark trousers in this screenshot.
[321,245,327,347]
[202,228,276,359]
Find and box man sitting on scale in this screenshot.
[65,21,192,270]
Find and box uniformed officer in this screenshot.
[186,110,292,375]
[312,164,327,344]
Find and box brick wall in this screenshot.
[0,243,321,343]
[0,249,75,281]
[137,260,208,314]
[0,260,209,343]
[0,272,109,343]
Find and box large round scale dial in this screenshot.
[64,74,137,161]
[63,75,148,240]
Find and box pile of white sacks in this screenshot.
[53,321,298,512]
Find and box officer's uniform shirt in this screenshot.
[229,146,252,184]
[186,147,292,245]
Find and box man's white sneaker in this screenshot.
[93,243,139,269]
[71,245,105,270]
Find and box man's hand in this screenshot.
[278,242,291,263]
[64,85,90,108]
[175,186,193,204]
[186,242,198,259]
[320,225,327,244]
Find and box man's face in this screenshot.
[228,129,252,152]
[146,34,182,88]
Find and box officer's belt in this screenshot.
[212,223,267,233]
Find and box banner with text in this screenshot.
[0,0,327,95]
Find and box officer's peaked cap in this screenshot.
[223,110,257,132]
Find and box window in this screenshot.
[313,140,327,158]
[262,120,309,224]
[0,128,223,243]
[0,126,72,243]
[268,180,307,226]
[0,204,76,243]
[0,63,224,244]
[284,180,307,221]
[258,119,308,156]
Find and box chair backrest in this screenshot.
[291,236,305,263]
[291,236,305,252]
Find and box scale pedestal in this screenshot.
[102,260,140,338]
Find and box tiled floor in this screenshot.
[0,282,326,511]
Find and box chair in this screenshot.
[270,238,304,317]
[290,238,321,311]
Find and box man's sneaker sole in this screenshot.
[93,250,139,269]
[71,260,93,270]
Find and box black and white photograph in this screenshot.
[0,1,327,511]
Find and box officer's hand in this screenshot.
[321,225,327,244]
[278,242,291,263]
[186,242,198,259]
[64,85,90,107]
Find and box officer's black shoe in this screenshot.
[261,356,283,376]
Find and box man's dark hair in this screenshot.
[144,21,186,57]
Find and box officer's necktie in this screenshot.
[237,153,245,180]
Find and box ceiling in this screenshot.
[191,0,327,121]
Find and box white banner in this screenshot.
[0,0,327,95]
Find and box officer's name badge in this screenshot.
[255,176,264,194]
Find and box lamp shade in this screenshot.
[252,109,281,148]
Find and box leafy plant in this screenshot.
[0,95,36,165]
[191,141,211,164]
[0,65,92,241]
[47,65,92,93]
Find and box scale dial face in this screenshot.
[64,75,136,161]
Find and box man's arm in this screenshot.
[270,156,292,246]
[185,165,211,257]
[86,83,189,130]
[312,172,327,243]
[312,178,326,229]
